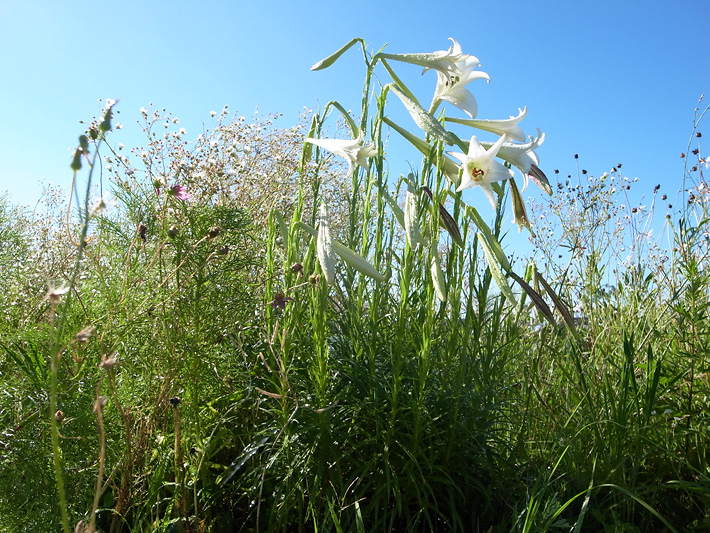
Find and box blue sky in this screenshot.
[1,0,708,238]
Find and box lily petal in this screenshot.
[447,107,527,142]
[449,135,514,207]
[305,132,376,177]
[480,130,549,194]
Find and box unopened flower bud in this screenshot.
[99,105,113,133]
[70,149,83,171]
[167,226,179,239]
[78,134,89,153]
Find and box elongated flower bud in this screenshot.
[405,181,423,250]
[317,204,336,285]
[431,253,447,302]
[510,177,532,232]
[297,221,386,282]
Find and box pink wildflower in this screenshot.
[168,184,191,201]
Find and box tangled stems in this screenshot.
[49,130,106,533]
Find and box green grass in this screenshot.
[1,41,709,532]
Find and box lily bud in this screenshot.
[316,204,336,285]
[509,177,532,232]
[431,253,447,302]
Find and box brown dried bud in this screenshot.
[207,226,222,239]
[76,325,96,343]
[138,224,148,242]
[93,396,108,414]
[99,352,119,370]
[290,263,304,276]
[167,225,179,239]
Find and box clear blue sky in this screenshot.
[1,0,708,230]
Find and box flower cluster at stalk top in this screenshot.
[307,38,551,230]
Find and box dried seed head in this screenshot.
[46,285,70,305]
[169,397,181,406]
[99,352,119,370]
[207,226,222,239]
[76,325,96,343]
[167,225,179,239]
[138,224,148,242]
[290,263,304,277]
[93,396,108,414]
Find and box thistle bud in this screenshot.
[70,149,83,171]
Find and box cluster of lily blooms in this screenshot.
[296,39,552,296]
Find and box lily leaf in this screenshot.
[299,113,320,168]
[478,232,517,306]
[421,186,464,247]
[271,209,289,248]
[380,58,420,107]
[382,117,461,186]
[465,204,512,272]
[325,100,360,139]
[379,183,405,229]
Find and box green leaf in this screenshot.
[478,232,516,306]
[270,209,289,248]
[466,205,512,272]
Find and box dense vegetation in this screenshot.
[1,39,709,532]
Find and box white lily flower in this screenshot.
[447,107,528,142]
[305,132,377,177]
[428,38,489,119]
[449,135,514,208]
[480,129,551,194]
